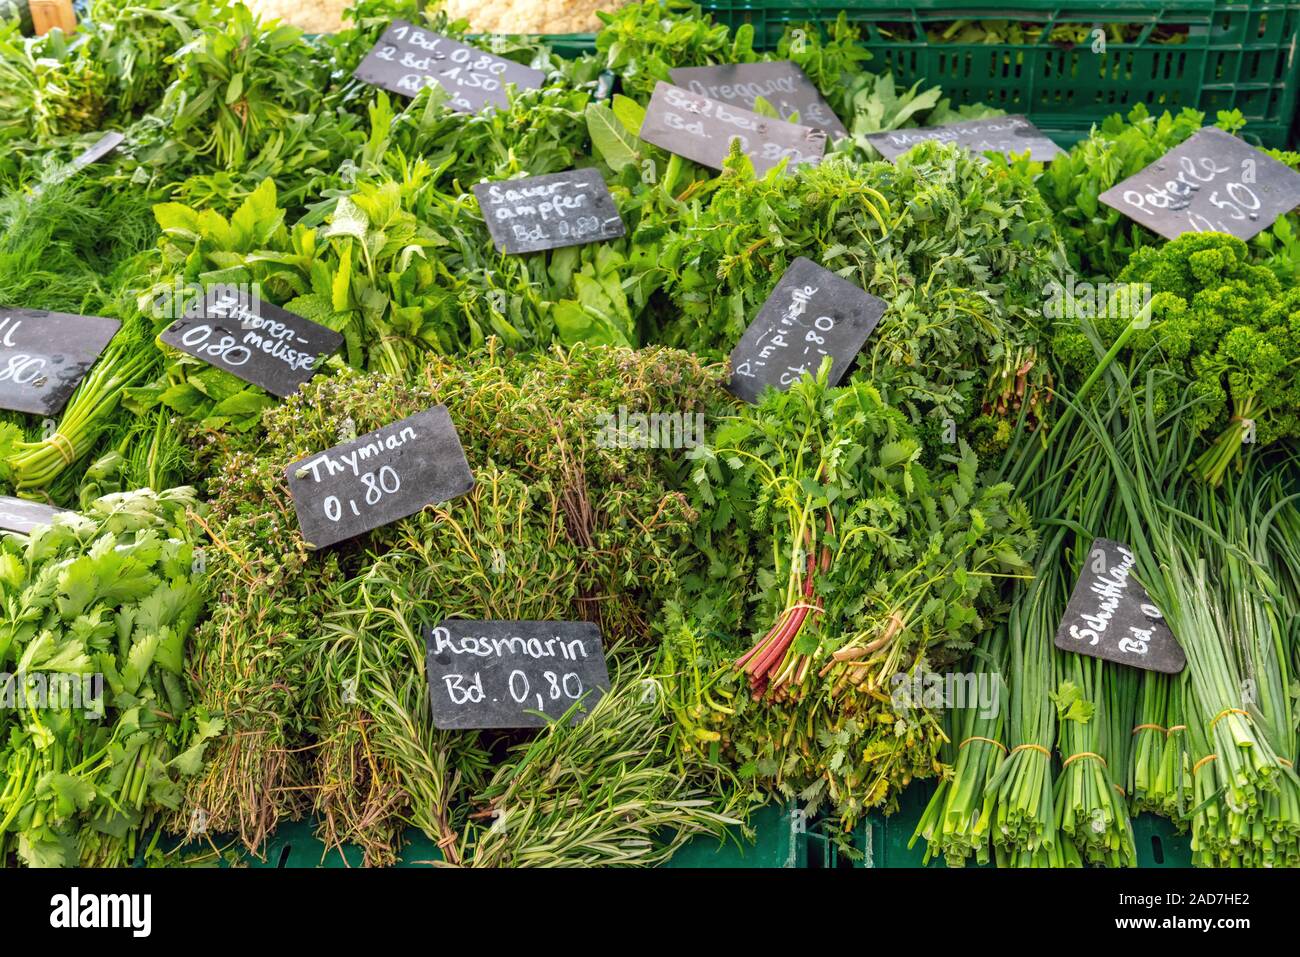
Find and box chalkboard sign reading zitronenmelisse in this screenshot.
[1098,127,1300,242]
[864,114,1063,163]
[352,20,545,113]
[159,287,343,398]
[473,169,626,255]
[728,257,886,404]
[0,307,121,416]
[638,81,827,178]
[669,61,848,140]
[425,620,611,729]
[285,406,474,550]
[0,496,71,536]
[1053,538,1186,673]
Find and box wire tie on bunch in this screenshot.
[958,735,1008,755]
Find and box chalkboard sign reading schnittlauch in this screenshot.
[865,114,1063,163]
[639,81,827,178]
[728,257,886,405]
[1098,127,1300,242]
[0,496,72,536]
[473,169,626,255]
[286,405,474,550]
[1053,538,1185,674]
[352,20,545,113]
[160,287,343,398]
[425,620,610,729]
[669,61,848,140]
[0,307,120,416]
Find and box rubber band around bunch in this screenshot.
[958,735,1008,755]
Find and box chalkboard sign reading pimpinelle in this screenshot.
[159,287,343,398]
[728,257,886,405]
[639,81,827,178]
[286,406,474,549]
[425,620,610,729]
[0,496,72,536]
[1099,127,1300,242]
[1054,538,1185,673]
[473,169,625,255]
[353,20,544,113]
[0,307,120,416]
[669,62,848,140]
[865,114,1062,163]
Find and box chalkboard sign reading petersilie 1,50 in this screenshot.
[285,405,474,549]
[352,20,544,113]
[728,258,886,405]
[473,168,625,255]
[425,620,610,729]
[0,307,120,416]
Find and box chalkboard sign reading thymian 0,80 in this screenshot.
[425,620,611,729]
[1053,538,1185,673]
[669,61,848,140]
[473,168,626,255]
[159,287,343,398]
[1098,127,1300,242]
[639,81,827,178]
[352,20,545,113]
[286,405,474,549]
[0,307,121,416]
[864,114,1063,163]
[728,257,886,405]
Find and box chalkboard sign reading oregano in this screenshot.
[0,307,121,416]
[160,287,343,398]
[669,61,848,140]
[424,620,611,729]
[286,405,474,549]
[0,496,71,536]
[473,168,626,255]
[639,81,827,178]
[728,257,886,404]
[1098,127,1300,242]
[352,20,544,113]
[865,114,1062,163]
[1053,538,1185,673]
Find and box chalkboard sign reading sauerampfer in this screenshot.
[425,620,611,729]
[286,406,474,549]
[0,307,120,416]
[473,168,625,255]
[728,257,886,404]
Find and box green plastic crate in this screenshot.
[696,0,1300,147]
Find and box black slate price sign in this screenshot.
[286,405,474,549]
[159,287,343,398]
[352,19,545,113]
[70,131,125,170]
[1098,127,1300,242]
[473,168,626,255]
[865,114,1063,163]
[0,496,72,536]
[425,620,611,729]
[728,257,886,404]
[0,307,120,416]
[639,81,827,178]
[1053,538,1186,673]
[669,61,848,140]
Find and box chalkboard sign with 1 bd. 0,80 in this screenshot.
[473,168,626,255]
[728,257,886,404]
[0,307,120,416]
[352,20,545,113]
[425,620,611,729]
[285,405,474,549]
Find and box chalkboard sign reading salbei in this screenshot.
[1054,538,1185,673]
[865,114,1063,163]
[352,20,544,113]
[1099,128,1300,242]
[639,81,827,178]
[728,257,886,404]
[473,169,625,254]
[286,405,474,549]
[669,61,848,140]
[0,496,72,536]
[160,287,343,398]
[0,307,120,416]
[425,620,610,729]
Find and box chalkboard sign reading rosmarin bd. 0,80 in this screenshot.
[0,307,121,416]
[1053,538,1186,674]
[425,620,611,729]
[473,168,626,255]
[285,405,474,550]
[728,257,886,405]
[352,20,545,113]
